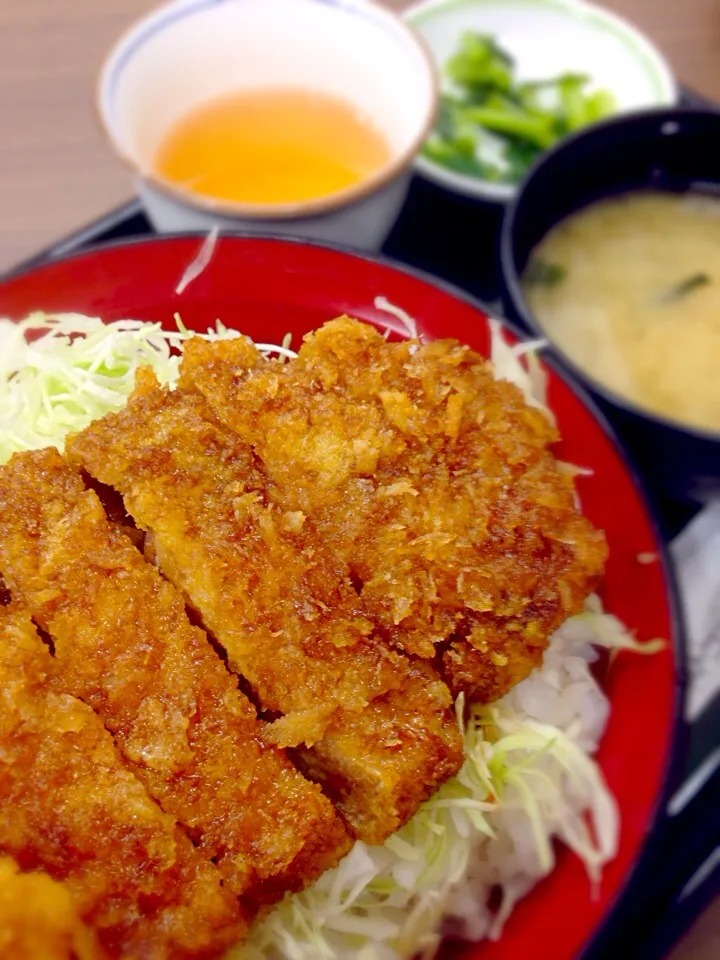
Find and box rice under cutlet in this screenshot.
[0,602,244,959]
[66,378,464,845]
[0,448,351,907]
[0,856,102,960]
[179,319,608,704]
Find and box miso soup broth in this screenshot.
[523,191,720,431]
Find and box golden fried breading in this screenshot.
[291,658,464,840]
[0,449,350,905]
[66,383,464,844]
[0,604,243,959]
[0,857,102,960]
[178,318,607,703]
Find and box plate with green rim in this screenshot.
[405,0,678,202]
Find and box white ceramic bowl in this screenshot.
[405,0,678,203]
[98,0,437,250]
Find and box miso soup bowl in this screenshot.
[500,108,720,504]
[97,0,438,251]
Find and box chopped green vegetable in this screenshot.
[445,32,514,97]
[422,96,504,179]
[463,105,556,149]
[657,272,712,304]
[426,32,616,184]
[422,138,501,179]
[524,259,567,288]
[584,88,617,124]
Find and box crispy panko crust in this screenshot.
[290,658,464,841]
[0,856,102,960]
[66,380,464,844]
[0,449,350,906]
[179,318,607,703]
[0,604,243,959]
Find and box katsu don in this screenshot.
[66,377,464,844]
[0,856,101,960]
[176,318,608,703]
[0,449,351,907]
[0,308,611,957]
[0,602,243,958]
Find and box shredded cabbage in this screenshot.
[175,227,220,295]
[571,594,666,657]
[374,296,420,340]
[487,317,553,423]
[0,312,295,464]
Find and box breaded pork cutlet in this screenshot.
[0,857,102,960]
[0,603,243,959]
[178,318,608,703]
[66,376,464,844]
[0,449,350,906]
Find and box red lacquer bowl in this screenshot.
[0,235,683,960]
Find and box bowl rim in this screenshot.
[404,0,679,202]
[500,104,720,444]
[95,0,439,222]
[0,228,688,957]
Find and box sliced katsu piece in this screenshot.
[0,856,102,960]
[0,449,350,904]
[66,377,464,844]
[179,319,608,703]
[291,657,463,841]
[0,603,243,959]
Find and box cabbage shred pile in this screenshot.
[0,312,294,463]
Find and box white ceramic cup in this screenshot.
[98,0,438,250]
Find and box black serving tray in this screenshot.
[3,89,719,960]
